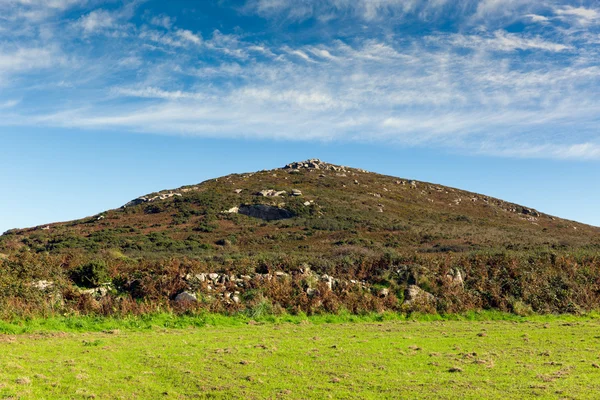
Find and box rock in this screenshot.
[306,288,319,297]
[232,295,241,304]
[275,271,287,277]
[123,197,148,208]
[257,189,287,197]
[321,274,334,290]
[445,269,463,286]
[175,291,197,303]
[31,280,54,291]
[81,286,110,299]
[404,285,435,307]
[224,207,239,214]
[208,273,219,281]
[409,180,417,188]
[291,189,302,196]
[378,288,390,297]
[234,189,243,194]
[238,205,294,221]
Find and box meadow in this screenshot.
[1,313,600,399]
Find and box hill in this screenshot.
[1,159,599,317]
[2,159,598,256]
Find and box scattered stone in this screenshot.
[291,189,303,196]
[234,189,243,194]
[378,288,390,298]
[175,291,197,303]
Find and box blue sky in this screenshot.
[0,0,599,233]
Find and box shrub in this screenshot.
[70,261,110,288]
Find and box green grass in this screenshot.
[2,313,600,399]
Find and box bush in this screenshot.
[71,261,109,288]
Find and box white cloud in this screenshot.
[112,87,206,101]
[555,6,600,25]
[0,99,20,109]
[0,0,88,22]
[0,47,58,71]
[150,15,174,29]
[77,9,116,33]
[526,14,549,23]
[447,30,571,52]
[489,143,600,160]
[175,29,202,45]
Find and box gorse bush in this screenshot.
[70,261,109,288]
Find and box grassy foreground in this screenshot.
[1,314,600,399]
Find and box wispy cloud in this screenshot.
[0,0,599,160]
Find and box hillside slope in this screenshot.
[1,159,598,257]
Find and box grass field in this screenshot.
[1,314,600,399]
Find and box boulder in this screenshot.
[404,285,435,307]
[175,291,197,303]
[445,269,464,286]
[257,189,287,197]
[238,205,294,221]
